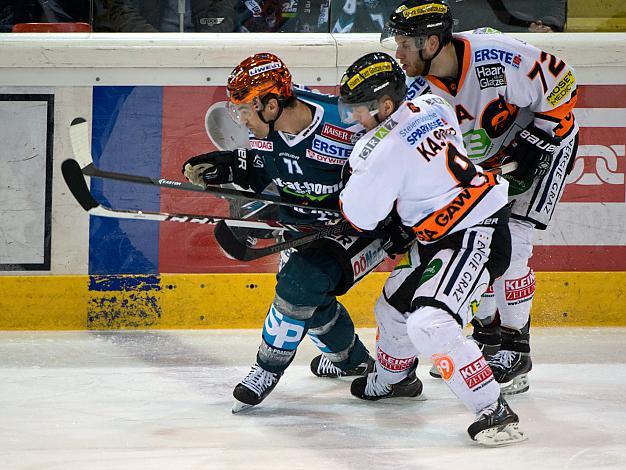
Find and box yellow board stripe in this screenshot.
[0,272,624,329]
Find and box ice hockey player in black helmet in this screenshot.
[338,51,525,446]
[380,0,453,76]
[338,51,407,127]
[382,0,580,398]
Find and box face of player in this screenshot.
[351,104,380,131]
[351,97,395,131]
[394,35,427,77]
[228,99,270,138]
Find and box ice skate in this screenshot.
[310,354,374,378]
[351,363,423,401]
[468,396,526,446]
[232,363,282,413]
[488,350,532,395]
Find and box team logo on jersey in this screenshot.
[252,154,264,168]
[460,356,494,390]
[462,129,492,160]
[474,48,522,68]
[312,135,353,158]
[476,64,507,90]
[321,123,357,144]
[399,111,439,137]
[351,239,386,281]
[547,70,576,106]
[305,148,346,165]
[250,139,274,151]
[472,27,502,35]
[480,94,519,138]
[406,76,430,100]
[419,258,443,285]
[357,118,398,160]
[274,177,342,201]
[403,117,447,145]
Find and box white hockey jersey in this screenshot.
[340,94,509,243]
[405,29,579,165]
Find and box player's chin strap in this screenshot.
[257,97,286,135]
[419,41,445,77]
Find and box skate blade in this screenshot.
[428,364,442,379]
[232,399,255,414]
[474,423,527,447]
[501,374,529,395]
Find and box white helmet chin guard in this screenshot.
[204,101,251,151]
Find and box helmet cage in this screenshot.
[380,1,453,51]
[380,25,428,52]
[338,98,380,124]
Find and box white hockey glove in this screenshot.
[503,124,560,180]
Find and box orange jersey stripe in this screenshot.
[412,172,498,242]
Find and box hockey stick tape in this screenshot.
[205,101,251,151]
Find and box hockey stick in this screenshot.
[61,158,340,234]
[213,161,520,261]
[213,219,367,261]
[68,117,341,216]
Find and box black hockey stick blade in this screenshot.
[61,158,99,211]
[214,220,322,261]
[213,219,373,261]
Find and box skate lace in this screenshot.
[241,364,278,397]
[317,355,343,376]
[364,373,392,397]
[476,400,500,421]
[492,350,516,368]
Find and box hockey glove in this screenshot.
[380,211,416,257]
[182,149,252,189]
[503,124,560,180]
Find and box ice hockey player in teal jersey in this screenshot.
[182,53,393,412]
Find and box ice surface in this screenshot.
[1,328,625,469]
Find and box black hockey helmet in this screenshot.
[338,52,407,123]
[381,0,453,51]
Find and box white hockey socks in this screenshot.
[407,306,500,414]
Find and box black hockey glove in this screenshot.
[380,211,416,257]
[503,124,560,180]
[182,149,252,189]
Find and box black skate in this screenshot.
[351,363,423,401]
[232,363,282,413]
[488,350,533,395]
[467,396,526,446]
[310,354,374,378]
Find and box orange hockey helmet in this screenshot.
[227,52,294,107]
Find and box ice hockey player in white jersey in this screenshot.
[381,0,579,394]
[338,51,525,446]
